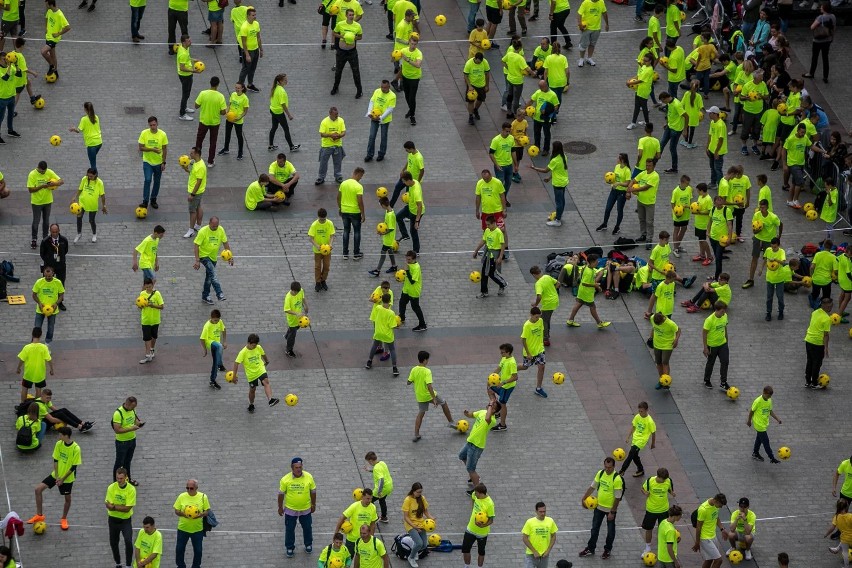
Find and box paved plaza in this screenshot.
[0,0,850,566]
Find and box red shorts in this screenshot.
[480,211,505,230]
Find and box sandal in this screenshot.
[129,479,140,487]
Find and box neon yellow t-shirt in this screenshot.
[402,261,422,297]
[51,440,82,483]
[593,470,623,509]
[804,308,831,345]
[635,170,660,206]
[466,409,497,449]
[490,134,514,167]
[195,89,226,127]
[697,499,719,540]
[318,544,350,568]
[543,53,568,88]
[239,20,260,50]
[27,168,59,206]
[343,501,378,542]
[308,219,336,253]
[354,537,387,568]
[228,91,249,125]
[650,243,671,281]
[193,225,227,260]
[535,275,559,311]
[753,211,780,243]
[32,277,65,314]
[408,365,434,402]
[709,206,733,242]
[499,355,518,389]
[406,180,425,215]
[464,57,490,88]
[279,471,316,511]
[77,176,104,212]
[245,181,267,211]
[200,319,225,349]
[236,345,267,380]
[371,460,394,497]
[135,236,159,270]
[811,250,838,286]
[45,8,69,42]
[176,45,192,77]
[522,515,558,555]
[382,209,397,247]
[77,115,102,147]
[521,318,544,357]
[134,529,163,568]
[731,509,757,534]
[502,51,528,85]
[644,476,672,513]
[837,460,852,497]
[173,492,209,533]
[283,290,305,328]
[400,47,423,79]
[482,227,505,255]
[657,518,678,562]
[138,128,168,166]
[631,413,657,448]
[406,150,424,180]
[17,342,51,382]
[106,481,137,519]
[577,0,606,30]
[319,116,346,148]
[339,179,364,214]
[476,177,505,214]
[139,290,163,326]
[113,405,138,442]
[671,184,692,222]
[369,88,396,124]
[703,312,728,347]
[652,317,678,350]
[467,494,495,537]
[187,160,207,195]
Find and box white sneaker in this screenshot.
[207,161,215,168]
[139,354,152,364]
[672,249,680,258]
[74,233,81,243]
[577,58,584,67]
[500,104,508,112]
[546,219,562,226]
[185,107,195,113]
[637,120,645,126]
[183,228,195,238]
[744,550,752,560]
[725,548,734,556]
[91,234,97,243]
[193,224,202,231]
[586,58,596,66]
[407,555,418,568]
[179,114,194,121]
[627,123,637,130]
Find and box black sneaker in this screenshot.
[247,84,260,93]
[636,234,647,242]
[704,381,713,389]
[210,381,222,390]
[368,269,380,276]
[315,283,322,292]
[150,199,158,209]
[664,168,678,174]
[595,224,607,232]
[493,424,507,431]
[286,350,296,358]
[385,265,398,273]
[579,548,595,558]
[410,116,416,125]
[290,144,301,152]
[769,458,780,464]
[138,201,149,208]
[269,398,281,407]
[612,226,621,235]
[321,281,328,291]
[353,253,363,260]
[218,364,227,371]
[473,109,481,120]
[752,453,764,462]
[398,235,410,242]
[468,115,475,125]
[7,130,20,138]
[393,366,400,376]
[247,404,255,413]
[412,324,427,332]
[720,382,730,391]
[365,361,373,369]
[217,148,229,155]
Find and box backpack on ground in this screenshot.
[15,399,37,418]
[16,418,34,447]
[607,249,629,263]
[613,236,638,251]
[392,534,429,559]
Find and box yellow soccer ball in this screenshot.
[50,134,62,146]
[726,386,740,400]
[179,155,191,167]
[528,145,540,157]
[402,193,410,204]
[820,373,831,387]
[680,10,686,20]
[653,72,660,82]
[377,222,389,235]
[719,111,728,120]
[226,111,237,122]
[343,32,356,45]
[475,511,488,525]
[777,102,787,114]
[728,550,744,564]
[135,206,148,219]
[45,72,57,83]
[410,32,420,42]
[194,61,205,73]
[320,244,332,256]
[612,448,626,461]
[225,371,236,383]
[488,373,501,386]
[33,97,45,109]
[135,296,149,309]
[734,85,743,95]
[733,194,745,206]
[747,91,759,101]
[675,530,681,542]
[517,134,529,147]
[701,299,712,310]
[329,4,340,14]
[391,49,403,62]
[395,269,406,282]
[69,202,82,215]
[173,43,180,53]
[480,38,491,49]
[659,374,672,387]
[428,533,441,546]
[583,495,598,509]
[370,292,381,303]
[5,52,16,64]
[535,60,543,69]
[353,488,364,501]
[341,520,353,533]
[221,250,233,261]
[831,313,842,325]
[673,204,684,217]
[803,202,815,212]
[604,171,616,184]
[767,260,780,271]
[469,271,482,283]
[435,14,447,25]
[548,211,557,221]
[466,89,477,101]
[642,551,657,566]
[525,105,536,118]
[658,56,669,66]
[184,505,201,519]
[719,235,730,247]
[552,371,565,384]
[376,186,388,198]
[33,521,47,535]
[699,111,705,121]
[806,209,818,220]
[778,446,792,459]
[690,202,699,213]
[298,316,310,328]
[801,276,812,287]
[422,519,436,531]
[285,393,299,406]
[330,558,344,568]
[392,240,399,251]
[752,219,763,233]
[274,190,286,200]
[502,0,511,7]
[456,419,469,433]
[663,262,675,273]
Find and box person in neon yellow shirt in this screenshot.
[133,225,165,286]
[31,265,64,343]
[365,293,399,375]
[318,533,352,568]
[182,147,206,237]
[396,36,422,125]
[233,333,280,410]
[837,245,852,322]
[40,0,70,78]
[200,308,227,388]
[520,307,548,396]
[650,312,680,385]
[464,484,495,567]
[691,493,729,564]
[702,301,729,390]
[66,101,102,170]
[138,278,163,364]
[354,524,390,568]
[399,250,426,330]
[134,516,163,568]
[577,0,608,66]
[627,54,654,129]
[267,151,300,202]
[629,159,660,247]
[657,505,682,567]
[173,479,210,568]
[335,489,378,555]
[472,215,507,298]
[167,0,190,49]
[530,265,560,345]
[465,43,491,125]
[27,160,63,248]
[194,76,227,166]
[804,296,832,388]
[365,80,396,161]
[332,9,363,98]
[16,402,41,452]
[219,82,249,160]
[245,173,284,211]
[522,501,558,563]
[193,216,233,303]
[579,457,624,559]
[308,207,336,290]
[129,0,148,43]
[106,468,137,568]
[619,400,656,478]
[138,116,168,209]
[364,451,393,523]
[27,426,82,529]
[566,254,612,329]
[706,106,727,189]
[16,327,53,403]
[177,35,202,121]
[317,106,346,184]
[278,457,318,557]
[487,342,517,429]
[408,350,455,441]
[0,0,21,51]
[369,197,398,276]
[71,168,106,243]
[338,167,365,259]
[459,401,499,488]
[237,7,261,89]
[283,281,308,358]
[640,468,675,556]
[725,497,756,560]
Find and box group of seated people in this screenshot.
[245,153,301,211]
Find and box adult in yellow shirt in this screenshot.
[138,278,163,364]
[134,516,163,568]
[577,0,608,67]
[278,457,318,558]
[130,0,147,43]
[804,296,832,388]
[236,6,261,88]
[199,309,227,387]
[71,168,106,243]
[177,35,202,121]
[337,168,365,259]
[138,116,168,209]
[31,266,64,343]
[317,107,346,184]
[173,479,210,568]
[365,80,396,162]
[308,208,336,290]
[16,327,52,403]
[219,82,249,160]
[112,396,143,484]
[521,501,558,564]
[396,36,422,125]
[105,468,137,568]
[133,225,165,285]
[393,9,417,90]
[579,458,624,558]
[182,147,206,237]
[463,485,495,566]
[629,159,660,247]
[28,426,81,529]
[395,173,424,254]
[268,152,300,202]
[283,281,308,357]
[0,56,20,138]
[691,494,730,565]
[391,140,424,206]
[334,489,378,555]
[167,0,190,50]
[68,102,103,170]
[245,173,283,211]
[702,301,729,389]
[193,216,233,304]
[401,482,434,564]
[332,9,363,97]
[27,160,63,248]
[705,106,727,189]
[40,0,70,78]
[193,76,227,166]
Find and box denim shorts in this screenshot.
[490,385,514,404]
[188,193,203,212]
[142,268,155,281]
[208,9,224,22]
[458,442,484,472]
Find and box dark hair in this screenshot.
[58,426,73,437]
[211,309,221,318]
[485,215,495,225]
[552,140,567,170]
[379,197,389,207]
[154,225,166,234]
[147,116,158,124]
[499,343,514,353]
[530,306,541,315]
[271,73,286,98]
[318,208,328,218]
[290,281,302,293]
[365,451,377,461]
[417,350,429,363]
[143,278,153,286]
[657,467,669,479]
[529,265,542,275]
[714,493,728,506]
[604,457,615,466]
[777,553,789,565]
[475,484,488,495]
[401,171,413,181]
[638,401,649,410]
[381,293,391,303]
[408,482,426,517]
[353,167,365,175]
[32,327,42,338]
[403,140,415,150]
[83,101,96,124]
[535,501,545,510]
[259,173,270,184]
[210,76,220,87]
[116,467,128,477]
[247,333,260,344]
[143,516,155,526]
[668,504,682,516]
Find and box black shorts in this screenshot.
[248,373,269,388]
[642,510,668,531]
[654,348,672,365]
[485,5,502,24]
[381,244,395,253]
[45,40,57,48]
[776,122,793,141]
[673,220,689,227]
[617,273,634,293]
[142,324,159,341]
[461,531,488,555]
[472,86,487,102]
[321,11,332,26]
[22,378,47,389]
[15,85,24,93]
[715,75,730,90]
[42,475,73,495]
[1,20,18,35]
[694,228,707,240]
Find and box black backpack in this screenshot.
[16,399,37,418]
[391,535,429,560]
[16,417,34,447]
[613,237,638,251]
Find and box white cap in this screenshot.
[707,106,721,114]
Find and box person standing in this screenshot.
[804,297,832,388]
[173,479,210,568]
[16,327,52,404]
[474,169,508,249]
[138,278,163,364]
[354,524,391,568]
[0,54,20,139]
[809,241,838,309]
[702,301,729,390]
[459,402,500,490]
[332,9,363,98]
[472,215,507,299]
[408,350,456,442]
[803,2,835,83]
[67,102,102,171]
[218,82,249,160]
[640,468,675,557]
[0,0,21,52]
[618,401,656,478]
[200,309,227,387]
[40,0,70,78]
[705,106,727,189]
[317,107,346,185]
[112,396,143,485]
[31,265,63,344]
[193,216,233,304]
[278,457,317,559]
[134,516,163,568]
[130,0,146,42]
[238,7,261,89]
[502,42,534,120]
[576,0,608,67]
[338,168,365,260]
[39,223,68,310]
[308,208,336,291]
[531,266,559,346]
[489,123,516,197]
[464,484,495,568]
[399,250,427,331]
[138,116,168,210]
[463,51,490,125]
[105,467,136,568]
[71,168,106,243]
[657,506,682,567]
[522,501,558,568]
[283,281,307,358]
[268,74,299,153]
[365,80,396,162]
[397,36,423,125]
[390,141,424,206]
[334,489,378,555]
[167,0,189,51]
[176,36,201,122]
[629,159,660,249]
[194,76,226,167]
[395,172,424,254]
[548,0,572,48]
[520,307,547,396]
[691,494,729,568]
[744,200,782,290]
[542,41,569,117]
[26,426,81,530]
[529,80,559,157]
[364,452,393,523]
[133,226,165,286]
[657,92,686,173]
[27,160,63,249]
[579,457,623,559]
[183,147,206,238]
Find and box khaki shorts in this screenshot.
[188,193,203,212]
[418,396,445,412]
[700,538,722,560]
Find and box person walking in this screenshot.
[472,215,507,298]
[193,217,233,304]
[278,457,317,559]
[200,309,227,387]
[365,80,396,162]
[338,167,365,260]
[408,350,456,442]
[112,396,143,485]
[522,501,558,568]
[549,0,572,48]
[137,278,163,365]
[489,123,517,198]
[41,0,70,78]
[364,452,393,523]
[390,141,424,206]
[618,401,656,478]
[579,457,624,559]
[194,76,226,167]
[31,266,63,344]
[67,101,102,171]
[332,9,363,97]
[238,7,262,89]
[173,479,210,568]
[397,36,423,125]
[26,426,81,530]
[176,35,201,121]
[105,467,136,568]
[399,250,427,331]
[803,2,835,83]
[27,160,63,249]
[138,116,168,210]
[702,301,729,390]
[167,0,189,51]
[748,385,781,463]
[268,73,299,153]
[71,168,106,243]
[317,107,346,185]
[804,296,832,388]
[183,147,206,238]
[39,224,68,310]
[133,226,165,286]
[218,82,249,160]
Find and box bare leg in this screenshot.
[34,484,46,515]
[263,379,273,400]
[441,402,454,423]
[62,494,72,518]
[248,386,256,404]
[536,364,544,388]
[414,411,425,437]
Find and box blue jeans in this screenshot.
[695,69,710,96]
[588,508,616,553]
[635,0,644,17]
[659,126,681,170]
[130,5,145,38]
[766,282,784,315]
[554,186,566,220]
[396,207,421,253]
[0,96,14,132]
[552,86,564,114]
[37,421,47,443]
[284,513,313,551]
[467,1,480,32]
[494,164,514,196]
[87,144,102,172]
[34,313,56,344]
[341,212,362,256]
[667,81,679,99]
[366,121,389,159]
[752,430,774,459]
[209,341,223,381]
[741,20,756,42]
[142,161,162,203]
[175,529,203,568]
[408,528,427,558]
[602,188,626,228]
[199,257,223,299]
[390,178,406,207]
[707,151,723,187]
